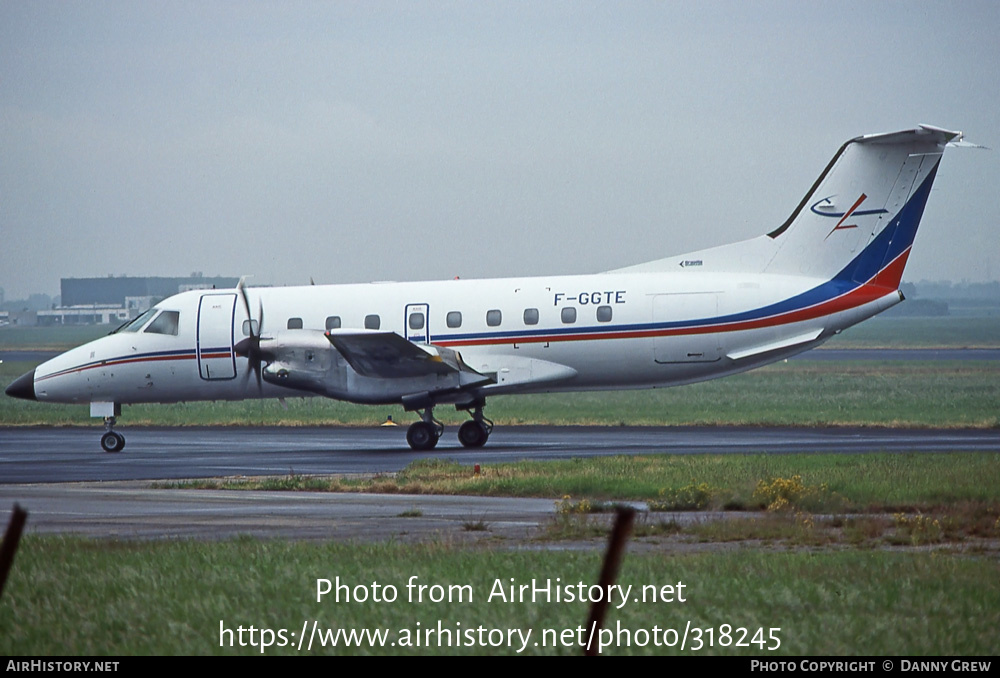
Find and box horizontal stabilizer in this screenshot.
[726,328,824,362]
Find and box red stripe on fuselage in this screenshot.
[438,251,909,348]
[36,352,200,382]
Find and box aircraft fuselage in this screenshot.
[28,267,900,406]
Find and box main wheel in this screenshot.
[458,420,489,448]
[101,432,125,453]
[406,421,439,451]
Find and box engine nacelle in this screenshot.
[256,330,336,395]
[259,330,487,405]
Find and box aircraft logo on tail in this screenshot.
[812,193,889,240]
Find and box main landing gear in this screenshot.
[406,408,444,451]
[457,404,492,449]
[100,416,126,453]
[405,403,493,451]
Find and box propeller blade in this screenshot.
[234,277,265,394]
[237,280,252,330]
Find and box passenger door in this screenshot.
[196,293,237,380]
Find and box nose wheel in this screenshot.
[100,416,126,453]
[101,432,126,453]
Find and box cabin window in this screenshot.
[409,312,425,330]
[447,311,462,328]
[561,307,577,324]
[287,317,303,330]
[365,314,381,330]
[242,319,259,337]
[597,305,613,322]
[325,316,341,330]
[144,310,180,336]
[523,308,539,325]
[486,310,502,327]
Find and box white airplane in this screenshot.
[6,125,967,452]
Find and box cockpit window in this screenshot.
[144,310,180,336]
[115,308,158,333]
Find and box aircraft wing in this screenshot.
[325,330,477,379]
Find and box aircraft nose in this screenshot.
[5,369,36,401]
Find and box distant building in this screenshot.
[33,274,240,326]
[37,305,130,326]
[61,275,238,307]
[8,311,36,326]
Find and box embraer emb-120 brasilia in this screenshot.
[6,125,970,452]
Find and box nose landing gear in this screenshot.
[100,416,126,453]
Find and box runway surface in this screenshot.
[3,425,999,484]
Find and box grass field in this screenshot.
[1,538,997,656]
[3,358,998,427]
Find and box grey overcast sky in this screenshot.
[2,1,998,300]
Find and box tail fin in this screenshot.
[763,125,960,288]
[611,125,961,288]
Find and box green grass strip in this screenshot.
[161,452,1000,513]
[1,538,996,655]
